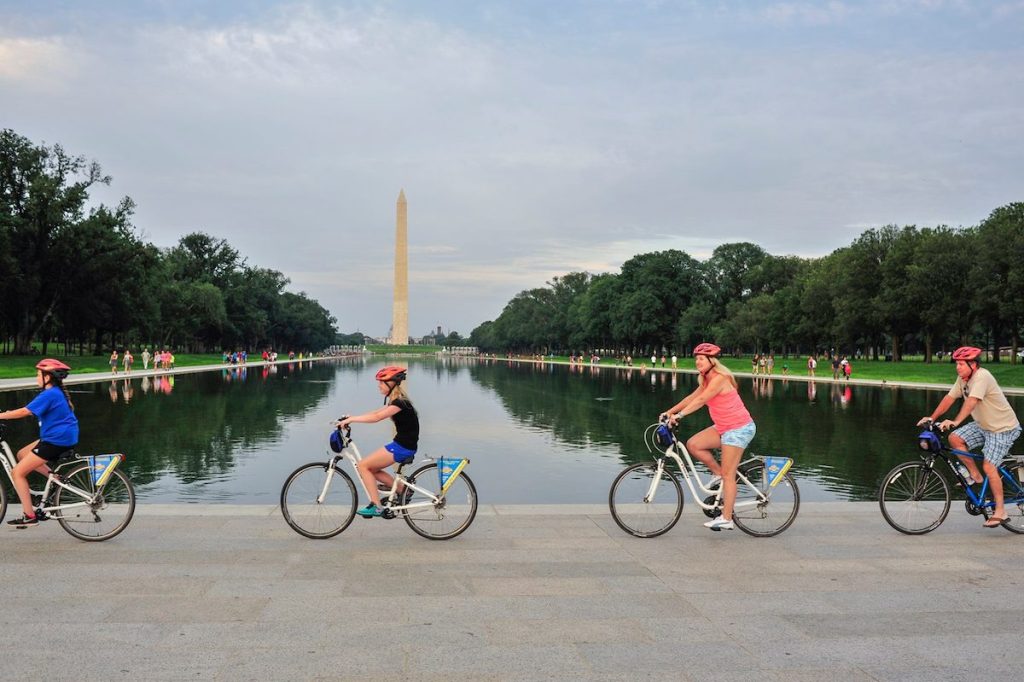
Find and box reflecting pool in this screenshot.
[2,358,1020,503]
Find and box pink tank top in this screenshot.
[704,385,752,434]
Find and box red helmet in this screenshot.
[693,343,721,357]
[36,358,71,380]
[952,346,982,362]
[375,366,407,383]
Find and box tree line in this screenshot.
[0,129,337,355]
[469,202,1024,363]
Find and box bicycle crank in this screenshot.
[702,496,722,518]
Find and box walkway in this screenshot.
[4,502,1019,680]
[0,356,345,392]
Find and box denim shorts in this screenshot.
[720,421,756,449]
[952,422,1021,465]
[384,441,416,464]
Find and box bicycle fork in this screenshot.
[644,459,666,504]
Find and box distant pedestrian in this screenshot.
[109,350,119,374]
[123,349,133,374]
[651,354,657,367]
[807,356,816,377]
[831,356,840,380]
[751,354,759,375]
[671,354,677,369]
[142,348,151,370]
[660,355,666,368]
[767,355,775,375]
[844,360,852,381]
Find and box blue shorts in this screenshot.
[384,441,416,464]
[952,422,1021,465]
[720,421,756,449]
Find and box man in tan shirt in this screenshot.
[919,346,1021,527]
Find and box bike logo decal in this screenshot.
[763,456,793,488]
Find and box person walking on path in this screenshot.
[123,349,133,374]
[661,342,756,532]
[109,350,119,375]
[807,355,816,377]
[0,359,79,528]
[142,348,151,370]
[831,355,840,380]
[337,366,419,518]
[671,354,677,369]
[918,346,1021,528]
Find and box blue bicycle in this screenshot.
[879,420,1024,534]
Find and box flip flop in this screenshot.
[983,516,1008,528]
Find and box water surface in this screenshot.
[3,359,1018,503]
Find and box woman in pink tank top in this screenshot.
[662,343,756,532]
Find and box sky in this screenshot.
[2,0,1022,339]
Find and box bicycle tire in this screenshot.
[878,461,951,535]
[0,477,7,522]
[280,462,357,539]
[997,461,1024,534]
[402,462,477,540]
[608,462,683,538]
[55,465,136,542]
[731,463,800,537]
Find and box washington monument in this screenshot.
[390,189,409,345]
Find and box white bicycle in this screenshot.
[0,424,135,541]
[609,420,800,538]
[280,424,477,540]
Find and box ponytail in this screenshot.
[44,374,74,411]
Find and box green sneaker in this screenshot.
[356,503,382,518]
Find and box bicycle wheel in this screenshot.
[0,478,7,522]
[608,462,683,538]
[997,461,1024,534]
[280,462,357,539]
[55,465,136,541]
[732,463,800,537]
[878,461,951,535]
[402,462,477,540]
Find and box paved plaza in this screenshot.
[2,502,1021,680]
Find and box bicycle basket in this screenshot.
[654,424,675,449]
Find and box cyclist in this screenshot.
[918,346,1021,528]
[662,343,756,531]
[0,359,79,528]
[337,366,419,518]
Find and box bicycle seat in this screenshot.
[395,458,415,474]
[51,449,80,466]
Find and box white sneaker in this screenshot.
[703,517,734,531]
[707,475,722,489]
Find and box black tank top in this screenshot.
[390,398,419,450]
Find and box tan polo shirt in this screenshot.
[947,367,1020,432]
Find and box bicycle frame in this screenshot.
[931,447,1024,509]
[319,437,447,514]
[0,436,107,515]
[646,439,771,513]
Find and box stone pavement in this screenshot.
[2,502,1021,681]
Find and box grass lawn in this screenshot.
[517,354,1024,388]
[0,354,224,379]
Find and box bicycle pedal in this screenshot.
[33,509,49,521]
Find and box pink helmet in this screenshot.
[693,343,721,357]
[952,346,982,362]
[375,366,407,383]
[36,358,71,380]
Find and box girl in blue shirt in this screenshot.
[0,359,79,528]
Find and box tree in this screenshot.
[0,129,117,353]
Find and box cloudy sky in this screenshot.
[3,1,1022,338]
